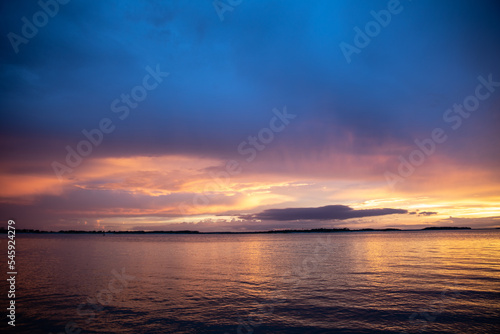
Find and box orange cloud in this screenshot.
[0,174,66,200]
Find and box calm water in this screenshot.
[2,230,500,333]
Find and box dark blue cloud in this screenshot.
[419,211,437,216]
[240,204,407,221]
[1,0,499,165]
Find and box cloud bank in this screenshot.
[240,205,407,221]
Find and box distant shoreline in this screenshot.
[0,226,480,234]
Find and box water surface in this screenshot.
[3,230,500,333]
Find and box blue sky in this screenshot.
[1,0,500,231]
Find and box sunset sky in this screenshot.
[1,0,500,231]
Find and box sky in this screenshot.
[1,0,500,232]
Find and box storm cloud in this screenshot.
[1,0,499,231]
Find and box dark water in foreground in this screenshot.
[2,230,499,333]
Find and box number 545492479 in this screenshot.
[7,220,15,269]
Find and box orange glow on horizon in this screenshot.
[1,152,499,229]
